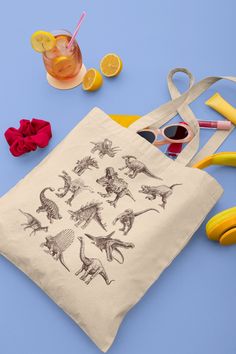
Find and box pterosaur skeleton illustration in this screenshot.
[85,231,135,264]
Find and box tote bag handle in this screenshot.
[129,68,235,166]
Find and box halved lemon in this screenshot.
[82,68,103,91]
[100,53,123,77]
[31,30,56,53]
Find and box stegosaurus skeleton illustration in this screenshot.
[68,201,107,231]
[85,231,135,264]
[139,184,182,209]
[119,155,163,180]
[19,209,48,236]
[40,229,75,272]
[96,167,135,208]
[75,236,114,285]
[73,156,99,176]
[90,138,120,158]
[56,170,94,206]
[113,208,159,235]
[36,187,62,223]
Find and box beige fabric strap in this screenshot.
[129,68,236,166]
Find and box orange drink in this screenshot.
[43,30,82,80]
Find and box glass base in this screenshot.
[46,64,86,90]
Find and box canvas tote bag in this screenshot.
[0,68,235,351]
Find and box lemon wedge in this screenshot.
[100,53,122,77]
[31,30,56,53]
[82,68,103,91]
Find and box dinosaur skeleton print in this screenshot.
[17,133,183,285]
[75,236,114,285]
[96,167,135,207]
[73,156,99,176]
[119,155,163,180]
[113,208,159,235]
[56,170,94,206]
[90,139,120,158]
[85,231,135,264]
[41,229,75,272]
[19,209,48,236]
[36,187,62,223]
[139,184,182,209]
[68,201,107,231]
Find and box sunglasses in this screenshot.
[137,123,194,147]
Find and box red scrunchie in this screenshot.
[4,118,52,157]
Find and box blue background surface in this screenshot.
[0,1,236,353]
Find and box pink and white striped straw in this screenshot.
[67,11,86,50]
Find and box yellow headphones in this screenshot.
[193,152,236,245]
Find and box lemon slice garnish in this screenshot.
[31,30,56,53]
[52,56,75,78]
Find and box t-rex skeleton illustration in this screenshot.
[56,170,94,206]
[119,155,163,180]
[73,156,99,176]
[113,208,159,235]
[139,184,182,209]
[19,209,48,236]
[68,201,107,230]
[85,231,135,264]
[75,236,114,285]
[96,167,135,208]
[40,229,75,272]
[90,138,120,158]
[36,187,62,223]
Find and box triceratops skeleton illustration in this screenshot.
[19,209,48,236]
[73,156,99,176]
[40,229,75,272]
[119,155,163,180]
[85,231,135,264]
[90,138,120,158]
[75,236,114,285]
[68,201,107,231]
[96,167,135,208]
[36,187,62,223]
[56,170,94,206]
[113,208,159,235]
[139,184,182,209]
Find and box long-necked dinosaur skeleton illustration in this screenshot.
[56,170,94,206]
[139,184,182,209]
[85,231,135,264]
[68,201,107,231]
[40,229,75,272]
[90,138,120,158]
[73,156,99,176]
[36,187,62,223]
[119,155,163,180]
[113,208,159,235]
[96,167,135,207]
[75,236,114,285]
[19,209,48,236]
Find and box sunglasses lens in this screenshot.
[137,131,156,143]
[164,125,188,140]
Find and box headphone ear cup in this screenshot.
[206,207,236,245]
[219,228,236,245]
